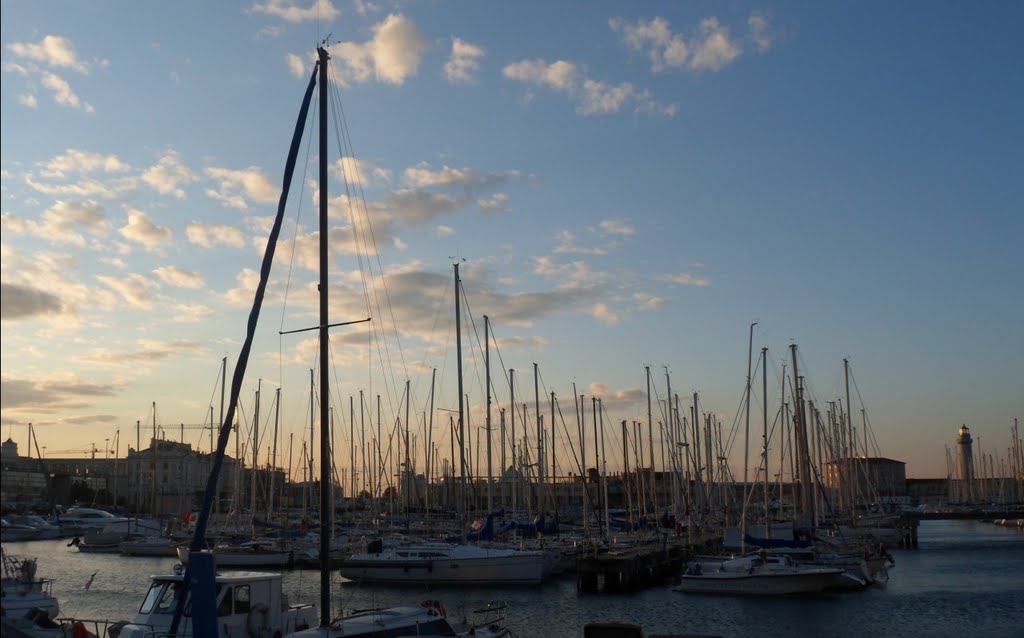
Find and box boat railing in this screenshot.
[54,617,129,638]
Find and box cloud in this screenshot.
[404,164,476,187]
[153,265,205,289]
[330,14,426,86]
[18,94,37,108]
[0,375,119,412]
[41,71,93,111]
[353,0,379,15]
[96,273,158,309]
[0,282,65,320]
[77,339,207,366]
[142,151,198,198]
[503,58,675,117]
[748,12,776,53]
[6,35,89,73]
[609,16,689,72]
[661,272,711,287]
[119,210,173,251]
[16,200,111,246]
[205,166,279,209]
[503,59,579,92]
[532,256,606,287]
[41,149,130,178]
[444,38,485,84]
[591,302,620,325]
[611,15,744,73]
[587,382,647,412]
[634,292,667,311]
[186,221,246,248]
[286,53,307,77]
[599,218,635,236]
[249,0,339,23]
[435,225,455,238]
[477,193,509,214]
[690,18,742,71]
[335,156,391,189]
[171,303,214,323]
[24,175,136,199]
[553,229,606,255]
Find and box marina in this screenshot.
[3,3,1024,638]
[1,520,1022,637]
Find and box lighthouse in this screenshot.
[956,424,975,502]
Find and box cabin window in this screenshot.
[234,585,251,614]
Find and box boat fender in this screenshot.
[420,599,446,617]
[247,603,270,638]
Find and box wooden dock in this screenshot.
[576,540,689,593]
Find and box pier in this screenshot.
[576,539,691,593]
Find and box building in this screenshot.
[823,456,907,501]
[956,424,976,502]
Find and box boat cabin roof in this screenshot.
[151,571,283,584]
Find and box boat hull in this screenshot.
[340,554,545,585]
[674,569,849,595]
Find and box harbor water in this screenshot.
[3,520,1022,638]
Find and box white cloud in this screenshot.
[13,200,111,246]
[434,224,455,238]
[249,0,339,23]
[599,218,635,236]
[503,58,675,117]
[353,0,379,15]
[532,256,605,287]
[42,149,130,178]
[690,18,742,71]
[205,166,278,209]
[330,14,426,86]
[286,53,307,78]
[335,156,391,188]
[444,38,484,84]
[186,222,246,248]
[662,272,711,287]
[96,273,158,309]
[591,302,620,325]
[41,71,93,111]
[153,265,205,289]
[404,164,475,187]
[6,35,89,73]
[503,59,578,92]
[477,193,508,214]
[171,303,214,323]
[18,94,37,108]
[748,12,776,53]
[553,229,606,255]
[119,209,173,251]
[24,175,136,199]
[142,151,198,199]
[634,292,667,311]
[609,16,689,72]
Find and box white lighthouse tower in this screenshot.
[956,424,975,502]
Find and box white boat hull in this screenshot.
[675,568,849,595]
[340,552,545,585]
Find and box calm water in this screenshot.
[4,520,1023,638]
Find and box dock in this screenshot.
[576,539,690,593]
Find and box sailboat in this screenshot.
[155,45,511,638]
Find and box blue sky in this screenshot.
[1,1,1021,482]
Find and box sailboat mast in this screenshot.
[485,315,493,513]
[454,262,467,506]
[316,44,330,629]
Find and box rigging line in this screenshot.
[324,73,398,418]
[327,71,408,411]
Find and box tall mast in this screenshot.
[762,347,770,532]
[316,44,330,628]
[534,362,543,515]
[646,366,655,515]
[510,368,516,513]
[485,315,493,513]
[743,322,757,548]
[454,262,467,507]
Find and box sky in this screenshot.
[1,1,1021,484]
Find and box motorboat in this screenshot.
[120,536,181,557]
[340,540,545,585]
[177,540,294,568]
[54,507,129,536]
[284,600,511,638]
[116,569,317,638]
[1,551,60,618]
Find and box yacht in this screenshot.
[1,551,60,618]
[674,552,851,595]
[340,540,545,585]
